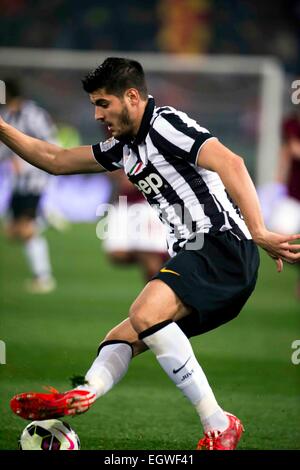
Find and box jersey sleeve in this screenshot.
[282,116,300,142]
[92,137,124,172]
[149,110,216,164]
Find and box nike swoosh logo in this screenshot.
[160,267,180,276]
[173,356,191,374]
[54,427,75,450]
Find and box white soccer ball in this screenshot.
[19,419,80,450]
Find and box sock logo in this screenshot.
[172,356,191,374]
[181,370,194,381]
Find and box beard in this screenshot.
[116,105,135,140]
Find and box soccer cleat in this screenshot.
[196,412,244,450]
[10,387,96,420]
[25,277,56,294]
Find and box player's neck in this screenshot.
[132,99,148,137]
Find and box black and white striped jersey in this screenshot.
[0,100,57,194]
[92,96,251,257]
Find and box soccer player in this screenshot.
[268,111,300,299]
[0,78,57,293]
[1,58,300,450]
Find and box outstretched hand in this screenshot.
[254,230,300,272]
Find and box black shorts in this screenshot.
[9,193,41,220]
[153,231,260,338]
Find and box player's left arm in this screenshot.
[196,138,300,271]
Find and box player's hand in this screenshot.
[253,230,300,273]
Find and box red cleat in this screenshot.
[10,387,96,420]
[196,412,244,450]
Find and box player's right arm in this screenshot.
[0,115,106,174]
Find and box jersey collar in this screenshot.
[120,96,155,148]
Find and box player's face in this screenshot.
[90,89,137,139]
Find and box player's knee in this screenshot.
[129,303,151,333]
[14,219,35,240]
[19,230,32,241]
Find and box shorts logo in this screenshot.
[160,267,180,276]
[135,173,163,195]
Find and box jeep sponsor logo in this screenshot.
[135,173,164,195]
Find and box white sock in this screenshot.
[24,235,52,280]
[141,321,228,432]
[77,341,132,398]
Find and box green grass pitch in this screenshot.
[0,223,299,450]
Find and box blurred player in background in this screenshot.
[0,78,57,293]
[104,170,168,282]
[1,58,300,451]
[268,110,300,299]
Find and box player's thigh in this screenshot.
[129,279,191,333]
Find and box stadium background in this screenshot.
[0,0,299,450]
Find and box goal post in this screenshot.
[0,48,284,186]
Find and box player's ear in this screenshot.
[125,88,139,105]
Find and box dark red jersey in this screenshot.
[282,115,300,201]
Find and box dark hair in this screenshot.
[82,57,148,99]
[4,78,21,99]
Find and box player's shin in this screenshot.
[139,321,228,432]
[76,341,133,398]
[24,234,53,280]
